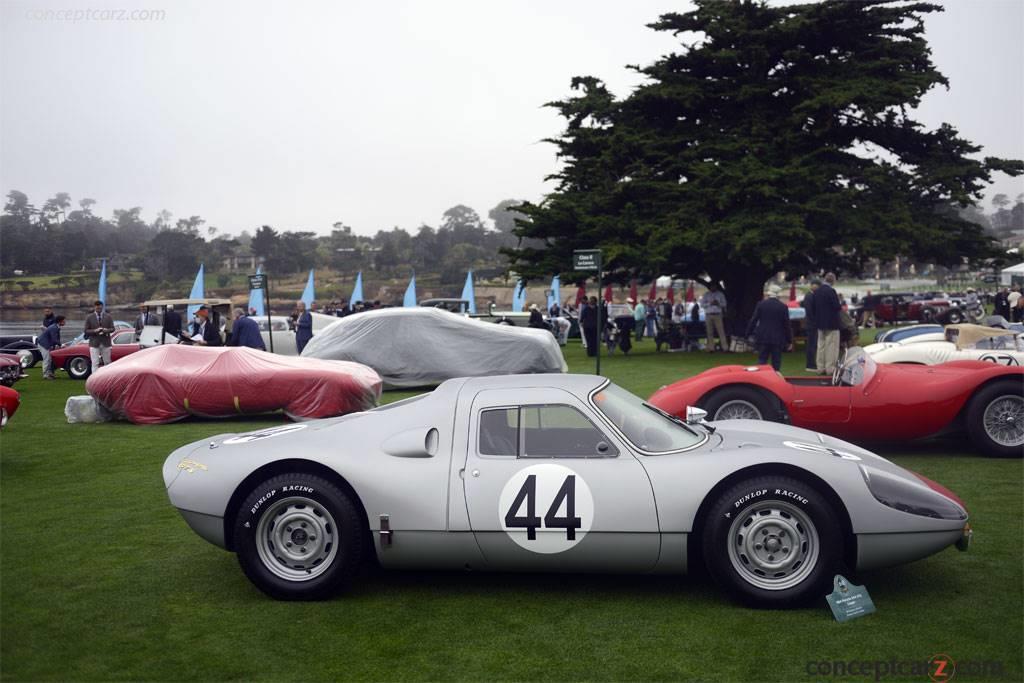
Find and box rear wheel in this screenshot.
[234,473,364,600]
[67,356,91,380]
[967,380,1024,458]
[702,386,776,422]
[702,476,844,607]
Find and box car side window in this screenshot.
[478,405,618,458]
[478,408,519,456]
[521,404,618,458]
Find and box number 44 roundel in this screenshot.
[499,464,594,553]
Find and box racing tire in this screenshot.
[67,356,91,380]
[966,380,1024,458]
[234,473,364,600]
[702,476,845,608]
[17,351,36,369]
[702,386,777,422]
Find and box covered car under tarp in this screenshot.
[85,345,382,424]
[301,307,568,388]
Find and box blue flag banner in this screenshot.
[548,275,561,311]
[187,263,205,319]
[350,271,364,308]
[512,280,527,312]
[301,269,315,309]
[461,271,477,314]
[403,273,417,307]
[97,259,107,309]
[248,266,265,316]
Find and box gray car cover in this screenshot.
[301,307,568,388]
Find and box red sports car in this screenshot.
[648,348,1023,458]
[0,353,26,387]
[51,329,141,379]
[0,385,19,428]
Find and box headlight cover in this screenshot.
[860,466,967,521]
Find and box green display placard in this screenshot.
[826,574,876,623]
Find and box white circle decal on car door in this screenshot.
[498,463,594,554]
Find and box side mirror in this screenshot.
[685,406,708,425]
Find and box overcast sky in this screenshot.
[2,0,1022,237]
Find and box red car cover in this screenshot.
[85,345,382,424]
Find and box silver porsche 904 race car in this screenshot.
[163,374,971,608]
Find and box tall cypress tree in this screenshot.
[507,0,1022,322]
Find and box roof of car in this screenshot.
[441,373,606,395]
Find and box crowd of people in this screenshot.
[28,279,1023,380]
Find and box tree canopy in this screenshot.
[506,0,1023,320]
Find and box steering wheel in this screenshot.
[832,348,847,387]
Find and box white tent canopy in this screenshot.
[1000,262,1024,286]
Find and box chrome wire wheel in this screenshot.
[983,394,1024,448]
[67,356,90,379]
[714,399,763,421]
[255,496,339,582]
[727,500,819,591]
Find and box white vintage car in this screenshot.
[865,324,1024,367]
[138,298,337,355]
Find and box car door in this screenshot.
[788,382,852,427]
[111,331,139,361]
[463,387,660,572]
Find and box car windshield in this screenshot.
[591,382,704,453]
[971,335,1024,351]
[837,347,876,387]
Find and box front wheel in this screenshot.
[67,356,91,380]
[946,310,964,325]
[967,380,1024,458]
[702,476,845,607]
[234,474,364,600]
[702,386,776,422]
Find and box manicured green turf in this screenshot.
[1,339,1021,681]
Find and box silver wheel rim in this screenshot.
[983,395,1024,447]
[69,357,88,377]
[255,496,339,582]
[727,500,819,591]
[714,399,763,420]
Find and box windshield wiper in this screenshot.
[642,402,700,436]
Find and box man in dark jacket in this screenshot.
[38,315,66,379]
[802,279,820,372]
[227,308,266,351]
[580,296,598,357]
[41,307,56,331]
[746,287,792,371]
[294,302,313,354]
[190,305,222,346]
[812,273,842,375]
[993,287,1011,320]
[162,305,183,343]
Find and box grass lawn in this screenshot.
[1,337,1021,681]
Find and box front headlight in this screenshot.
[860,466,967,521]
